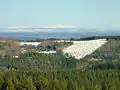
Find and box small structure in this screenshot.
[54,40,71,43]
[39,51,56,54]
[13,56,19,58]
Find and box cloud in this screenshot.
[8,25,77,29]
[1,25,78,33]
[0,29,55,33]
[40,25,77,28]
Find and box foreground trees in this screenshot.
[0,70,119,90]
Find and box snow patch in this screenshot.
[63,39,107,59]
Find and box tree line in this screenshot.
[0,70,119,90]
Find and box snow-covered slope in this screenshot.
[63,39,107,59]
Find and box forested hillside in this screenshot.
[0,36,120,89]
[77,39,120,70]
[0,70,120,90]
[0,52,77,71]
[1,36,120,70]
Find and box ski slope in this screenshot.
[63,39,107,59]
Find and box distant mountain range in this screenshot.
[0,27,120,40]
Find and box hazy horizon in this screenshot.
[1,0,120,29]
[1,0,120,39]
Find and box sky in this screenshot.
[0,0,120,29]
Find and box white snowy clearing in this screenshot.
[63,39,107,59]
[20,42,41,46]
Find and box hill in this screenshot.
[0,37,21,56]
[0,36,119,89]
[0,36,120,70]
[76,37,120,69]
